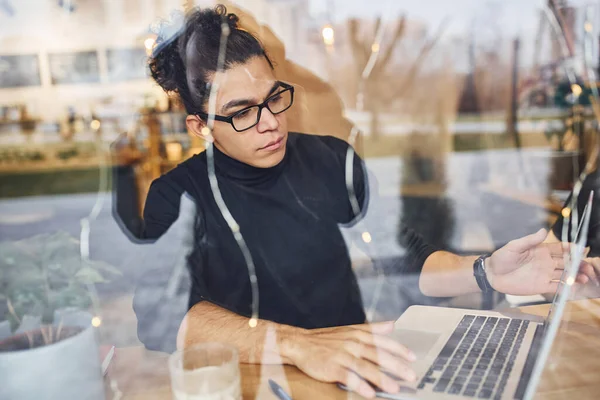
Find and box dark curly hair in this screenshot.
[149,5,274,115]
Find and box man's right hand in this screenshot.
[280,321,417,399]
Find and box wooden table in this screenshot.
[105,299,600,399]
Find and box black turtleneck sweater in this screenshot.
[130,132,437,351]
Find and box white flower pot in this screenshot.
[0,312,105,400]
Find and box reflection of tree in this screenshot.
[345,17,448,139]
[459,5,511,115]
[458,38,480,114]
[332,15,458,252]
[347,16,405,140]
[474,51,511,112]
[398,54,458,253]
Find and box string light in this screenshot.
[91,316,102,327]
[144,37,155,50]
[144,37,156,56]
[322,25,335,46]
[566,277,575,285]
[362,231,372,243]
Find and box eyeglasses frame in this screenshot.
[196,82,295,132]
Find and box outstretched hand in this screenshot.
[487,229,594,295]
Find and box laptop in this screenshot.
[346,191,593,400]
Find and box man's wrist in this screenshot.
[485,254,496,291]
[277,325,306,365]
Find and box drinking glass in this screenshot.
[168,343,241,400]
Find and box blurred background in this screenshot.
[1,0,599,349]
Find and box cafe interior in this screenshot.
[1,0,600,399]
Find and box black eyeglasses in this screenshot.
[197,82,295,132]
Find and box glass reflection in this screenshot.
[1,1,600,400]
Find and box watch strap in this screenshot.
[473,254,494,293]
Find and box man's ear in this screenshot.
[186,115,214,143]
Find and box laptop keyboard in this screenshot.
[417,314,529,399]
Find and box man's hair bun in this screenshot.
[149,38,184,94]
[147,4,273,115]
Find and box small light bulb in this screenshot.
[322,26,335,46]
[91,316,102,327]
[566,276,575,285]
[249,318,257,328]
[90,120,100,130]
[201,127,211,136]
[571,84,582,97]
[362,231,372,243]
[144,37,155,50]
[562,208,571,218]
[371,43,380,53]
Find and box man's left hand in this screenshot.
[486,229,595,295]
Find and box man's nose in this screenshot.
[256,107,279,132]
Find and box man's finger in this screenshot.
[576,273,590,284]
[355,330,417,362]
[507,229,547,253]
[338,368,376,399]
[547,242,572,258]
[553,258,566,272]
[584,257,600,275]
[546,281,559,294]
[345,342,417,383]
[342,354,400,395]
[551,269,566,281]
[579,262,599,285]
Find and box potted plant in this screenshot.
[0,231,121,400]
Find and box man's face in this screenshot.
[206,56,289,168]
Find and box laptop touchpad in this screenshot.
[392,329,441,360]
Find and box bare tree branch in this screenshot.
[373,15,407,78]
[348,18,369,75]
[384,17,450,103]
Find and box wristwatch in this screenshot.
[473,254,494,293]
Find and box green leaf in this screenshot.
[90,261,122,276]
[74,267,107,284]
[0,231,119,324]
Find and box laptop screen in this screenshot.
[522,191,593,399]
[543,191,593,328]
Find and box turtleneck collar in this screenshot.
[207,139,290,187]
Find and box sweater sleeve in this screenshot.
[141,177,186,240]
[112,169,186,242]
